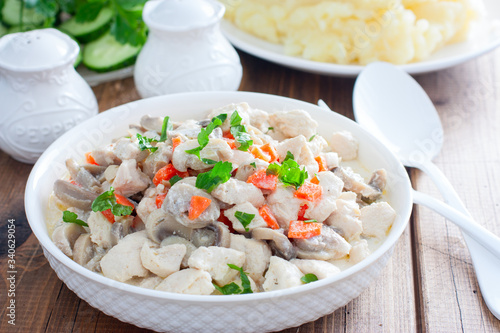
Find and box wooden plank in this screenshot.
[412,49,500,332]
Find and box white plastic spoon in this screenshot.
[342,61,500,319]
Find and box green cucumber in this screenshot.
[58,7,113,44]
[0,24,7,37]
[83,32,142,73]
[2,0,45,26]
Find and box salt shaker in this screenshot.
[0,28,98,164]
[134,0,243,98]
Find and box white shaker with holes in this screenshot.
[0,28,98,164]
[134,0,243,98]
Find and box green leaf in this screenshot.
[309,134,316,142]
[234,211,254,232]
[229,111,253,151]
[186,115,226,162]
[195,161,233,193]
[265,151,308,189]
[284,151,295,162]
[213,282,242,295]
[159,116,172,142]
[115,0,147,10]
[136,133,158,152]
[303,219,318,223]
[266,127,274,133]
[75,1,104,23]
[301,273,318,284]
[250,162,256,168]
[62,210,89,227]
[110,10,147,46]
[227,264,253,294]
[169,175,182,186]
[58,0,77,14]
[91,187,133,216]
[266,163,280,176]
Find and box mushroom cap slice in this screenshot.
[52,223,86,257]
[53,180,98,211]
[145,209,193,243]
[294,225,351,260]
[73,233,94,266]
[252,227,297,260]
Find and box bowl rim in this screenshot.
[25,91,413,303]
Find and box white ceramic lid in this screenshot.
[0,28,79,72]
[144,0,224,31]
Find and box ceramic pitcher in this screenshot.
[134,0,243,98]
[0,28,98,164]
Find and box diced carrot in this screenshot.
[260,143,278,163]
[153,163,189,186]
[288,220,322,239]
[259,205,280,230]
[294,182,323,202]
[247,169,278,190]
[250,146,271,162]
[101,209,115,223]
[315,155,327,172]
[223,138,236,149]
[218,210,236,233]
[155,193,167,209]
[297,204,308,220]
[310,176,320,185]
[223,131,235,140]
[115,193,134,208]
[85,152,99,165]
[188,196,212,220]
[172,137,182,151]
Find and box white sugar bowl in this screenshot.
[0,28,98,164]
[134,0,243,98]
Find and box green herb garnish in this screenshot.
[301,273,319,284]
[62,211,88,227]
[159,116,172,142]
[195,161,233,193]
[169,175,183,186]
[213,282,242,295]
[228,264,253,294]
[266,127,274,133]
[234,211,254,232]
[303,219,318,223]
[137,133,158,152]
[266,151,308,189]
[250,162,256,168]
[91,187,133,216]
[229,111,253,151]
[186,114,227,163]
[309,134,316,142]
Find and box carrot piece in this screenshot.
[297,204,308,220]
[101,209,115,223]
[155,193,167,209]
[310,176,320,185]
[153,163,189,186]
[288,220,322,239]
[223,138,237,149]
[247,169,278,190]
[260,143,278,163]
[85,152,99,166]
[172,137,182,151]
[223,131,235,140]
[115,193,134,208]
[250,146,271,162]
[315,155,327,172]
[259,205,280,230]
[188,196,212,220]
[294,182,323,202]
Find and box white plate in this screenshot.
[221,0,500,77]
[77,65,134,87]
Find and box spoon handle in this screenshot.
[412,190,500,259]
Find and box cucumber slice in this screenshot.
[58,7,113,44]
[83,32,142,73]
[0,24,7,37]
[2,0,45,26]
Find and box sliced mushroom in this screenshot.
[53,180,98,210]
[66,158,102,192]
[252,227,297,260]
[190,222,231,248]
[73,233,94,266]
[145,209,193,243]
[294,225,351,260]
[334,166,383,203]
[52,223,86,257]
[110,215,134,245]
[140,114,164,133]
[82,164,107,176]
[364,169,387,202]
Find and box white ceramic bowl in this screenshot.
[25,92,413,333]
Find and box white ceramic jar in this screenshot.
[134,0,243,98]
[0,28,98,164]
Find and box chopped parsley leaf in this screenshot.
[195,161,233,193]
[266,151,308,189]
[309,134,316,142]
[186,114,227,161]
[229,111,253,151]
[62,211,88,227]
[91,187,133,216]
[169,175,183,186]
[301,273,319,284]
[213,282,242,295]
[266,127,274,133]
[159,116,172,142]
[234,211,254,232]
[303,219,318,223]
[137,133,158,152]
[228,264,253,294]
[250,162,256,168]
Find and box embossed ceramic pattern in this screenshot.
[134,0,242,98]
[0,29,98,164]
[25,92,413,333]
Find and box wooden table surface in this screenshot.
[1,48,500,333]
